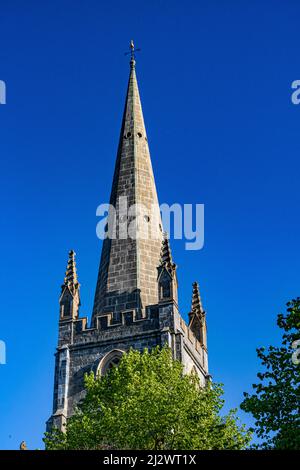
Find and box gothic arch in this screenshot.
[158,268,172,300]
[97,349,125,376]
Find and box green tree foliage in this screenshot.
[44,347,250,450]
[241,298,300,449]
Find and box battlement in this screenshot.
[58,304,160,347]
[58,301,207,375]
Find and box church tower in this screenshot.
[47,43,209,432]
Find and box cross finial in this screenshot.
[125,39,141,67]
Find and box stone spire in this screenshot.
[60,250,80,321]
[188,282,207,348]
[190,281,203,313]
[92,43,163,321]
[63,250,78,291]
[159,233,176,271]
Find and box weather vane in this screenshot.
[124,40,141,62]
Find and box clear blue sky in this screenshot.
[1,0,299,450]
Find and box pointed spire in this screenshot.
[159,233,176,272]
[191,281,203,314]
[93,43,163,320]
[188,282,207,348]
[63,250,79,292]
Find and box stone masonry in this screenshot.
[47,46,209,432]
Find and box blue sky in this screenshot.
[1,0,299,449]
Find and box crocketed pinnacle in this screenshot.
[159,233,176,272]
[63,250,79,290]
[191,281,204,314]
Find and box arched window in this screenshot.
[161,279,171,298]
[97,349,124,376]
[61,300,71,318]
[159,270,172,300]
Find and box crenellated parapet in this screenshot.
[58,305,159,347]
[58,295,207,372]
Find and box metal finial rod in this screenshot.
[124,39,141,62]
[130,39,135,59]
